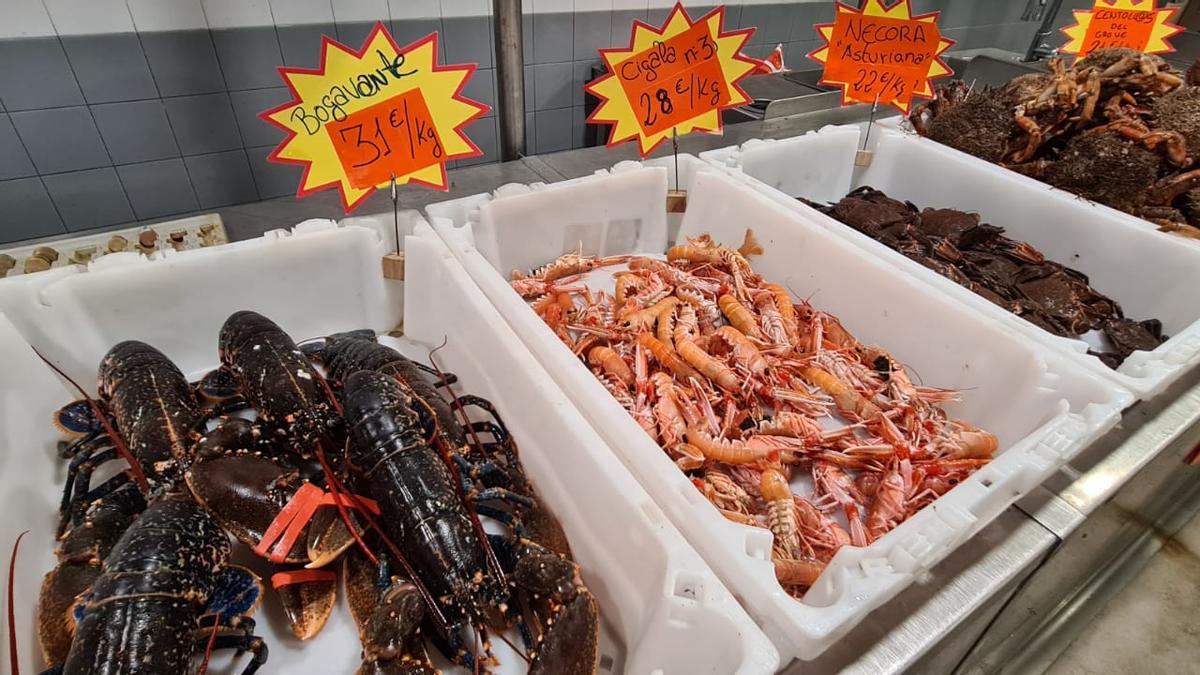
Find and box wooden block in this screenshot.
[381,252,405,280]
[667,190,688,213]
[854,150,874,167]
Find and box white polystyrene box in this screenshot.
[427,166,1132,664]
[701,125,1200,399]
[0,212,778,674]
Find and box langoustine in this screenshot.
[513,231,997,598]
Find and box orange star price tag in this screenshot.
[586,4,757,156]
[1061,0,1182,57]
[809,0,954,114]
[261,23,489,212]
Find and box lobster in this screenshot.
[187,311,369,639]
[60,495,266,674]
[40,340,212,664]
[342,369,600,673]
[344,549,438,675]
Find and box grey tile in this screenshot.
[212,27,286,91]
[117,158,199,219]
[533,13,573,64]
[574,59,601,108]
[43,168,134,232]
[533,62,573,111]
[91,100,179,165]
[523,13,534,64]
[0,38,84,111]
[738,5,772,46]
[278,23,338,68]
[0,178,64,243]
[391,18,444,61]
[164,93,242,155]
[462,69,495,117]
[524,65,535,113]
[458,118,498,167]
[610,9,645,46]
[535,107,571,154]
[61,34,158,104]
[574,9,611,62]
[141,30,226,97]
[335,22,377,50]
[740,43,772,61]
[790,4,823,43]
[571,104,586,149]
[11,107,110,174]
[785,40,820,70]
[230,88,291,147]
[245,145,302,199]
[525,111,536,155]
[443,15,493,69]
[185,150,258,208]
[0,115,35,181]
[759,3,793,46]
[938,0,1029,29]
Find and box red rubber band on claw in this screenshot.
[271,569,337,588]
[319,492,380,514]
[254,483,381,563]
[253,483,324,560]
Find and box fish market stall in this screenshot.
[2,48,1200,675]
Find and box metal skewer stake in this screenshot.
[390,173,400,255]
[672,127,679,193]
[856,94,880,167]
[666,127,688,213]
[381,173,405,280]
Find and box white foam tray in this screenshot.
[425,164,1133,663]
[701,125,1200,399]
[0,215,777,674]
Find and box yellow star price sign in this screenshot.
[261,23,489,211]
[586,4,757,156]
[809,0,955,114]
[1061,0,1182,57]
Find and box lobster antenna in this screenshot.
[32,348,151,494]
[196,614,221,675]
[425,338,509,585]
[7,530,28,675]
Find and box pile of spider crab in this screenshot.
[910,48,1200,236]
[511,232,998,596]
[28,311,598,675]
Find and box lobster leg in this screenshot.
[57,444,115,532]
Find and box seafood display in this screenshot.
[808,186,1168,368]
[512,233,998,596]
[910,49,1200,236]
[28,311,598,674]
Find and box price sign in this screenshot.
[809,0,954,114]
[1061,0,1182,57]
[261,23,489,212]
[586,4,756,156]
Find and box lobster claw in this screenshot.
[345,550,439,674]
[186,453,314,565]
[512,549,601,675]
[306,507,361,568]
[273,569,338,641]
[529,589,602,675]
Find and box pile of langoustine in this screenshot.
[25,310,598,675]
[512,232,998,594]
